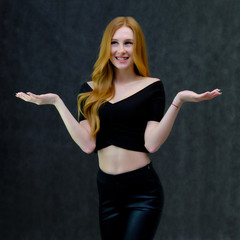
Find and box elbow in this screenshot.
[74,134,96,154]
[76,138,95,154]
[82,142,96,154]
[144,142,161,153]
[84,149,94,154]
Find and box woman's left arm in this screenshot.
[144,89,222,153]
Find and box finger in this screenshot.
[16,92,27,99]
[211,89,222,94]
[209,91,222,99]
[16,92,22,97]
[21,94,32,102]
[17,92,35,102]
[211,89,222,95]
[27,92,39,98]
[212,91,222,98]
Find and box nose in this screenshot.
[118,43,126,54]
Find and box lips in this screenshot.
[115,57,129,61]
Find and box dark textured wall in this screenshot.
[1,0,240,239]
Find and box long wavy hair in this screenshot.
[77,16,150,137]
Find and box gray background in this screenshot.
[1,0,239,239]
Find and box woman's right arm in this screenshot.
[16,92,96,154]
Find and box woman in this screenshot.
[16,17,221,240]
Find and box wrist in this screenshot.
[53,94,62,107]
[173,93,183,108]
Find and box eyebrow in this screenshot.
[111,38,134,42]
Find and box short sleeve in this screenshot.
[148,81,165,122]
[78,82,92,122]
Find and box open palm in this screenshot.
[16,92,58,105]
[179,89,222,103]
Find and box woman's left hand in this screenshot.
[175,89,222,106]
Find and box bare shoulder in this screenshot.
[139,77,161,87]
[87,81,94,90]
[145,77,161,84]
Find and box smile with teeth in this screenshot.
[116,57,129,61]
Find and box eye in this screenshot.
[125,41,133,45]
[111,41,118,45]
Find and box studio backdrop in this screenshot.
[1,0,240,239]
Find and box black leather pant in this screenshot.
[97,163,164,240]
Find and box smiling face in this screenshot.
[110,26,134,71]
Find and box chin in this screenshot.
[112,61,134,71]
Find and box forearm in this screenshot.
[145,87,222,153]
[54,96,95,154]
[145,94,182,153]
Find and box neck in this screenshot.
[114,67,138,85]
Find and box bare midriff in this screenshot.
[97,145,151,175]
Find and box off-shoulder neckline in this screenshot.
[84,80,161,105]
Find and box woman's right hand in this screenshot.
[16,91,96,153]
[16,92,59,106]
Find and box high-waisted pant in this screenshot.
[97,163,164,240]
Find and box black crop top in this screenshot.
[78,81,165,153]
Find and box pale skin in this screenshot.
[16,26,222,174]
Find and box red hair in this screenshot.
[78,16,150,137]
